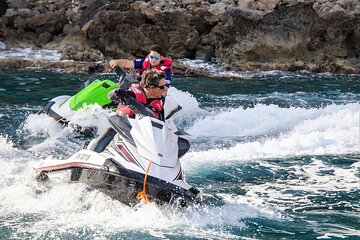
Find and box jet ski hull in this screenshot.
[36,159,202,207]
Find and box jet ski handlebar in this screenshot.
[123,94,156,118]
[114,66,126,79]
[112,89,156,118]
[114,66,138,90]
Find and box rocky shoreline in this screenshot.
[0,0,359,75]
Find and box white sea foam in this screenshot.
[179,59,360,79]
[21,95,359,166]
[167,87,206,123]
[0,48,61,61]
[179,58,300,79]
[23,105,112,138]
[0,159,272,239]
[0,135,22,159]
[66,104,113,135]
[188,104,323,137]
[0,41,6,50]
[23,113,65,137]
[183,103,360,168]
[20,113,82,158]
[236,156,360,226]
[179,58,250,78]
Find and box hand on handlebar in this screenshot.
[114,89,132,105]
[109,60,118,69]
[114,89,127,100]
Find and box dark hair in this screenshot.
[140,69,166,88]
[150,45,165,56]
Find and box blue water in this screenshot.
[0,70,359,239]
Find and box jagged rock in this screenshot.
[17,8,35,17]
[216,3,320,70]
[80,0,108,24]
[51,0,69,11]
[7,0,31,10]
[61,46,104,62]
[189,8,218,34]
[23,31,38,42]
[194,45,214,60]
[248,0,278,12]
[25,9,68,35]
[63,24,73,35]
[0,0,8,16]
[13,16,26,29]
[3,9,17,28]
[315,11,359,59]
[38,32,52,45]
[0,58,108,73]
[0,0,359,74]
[209,2,228,14]
[85,10,150,57]
[43,30,85,52]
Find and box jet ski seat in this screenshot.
[87,127,116,153]
[178,137,190,159]
[87,116,134,153]
[108,115,133,142]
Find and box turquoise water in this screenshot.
[0,70,359,239]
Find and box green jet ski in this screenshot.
[40,67,137,135]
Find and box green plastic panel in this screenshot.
[69,80,118,110]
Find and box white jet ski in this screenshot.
[35,95,203,207]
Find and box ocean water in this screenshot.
[0,69,359,240]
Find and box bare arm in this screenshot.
[109,59,135,69]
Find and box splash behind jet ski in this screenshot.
[34,93,203,208]
[40,68,137,135]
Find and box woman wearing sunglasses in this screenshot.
[109,45,172,96]
[109,69,168,120]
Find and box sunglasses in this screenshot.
[149,55,160,60]
[152,84,166,90]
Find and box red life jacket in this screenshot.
[137,55,172,77]
[118,84,163,119]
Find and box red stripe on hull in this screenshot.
[34,162,102,172]
[117,145,137,165]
